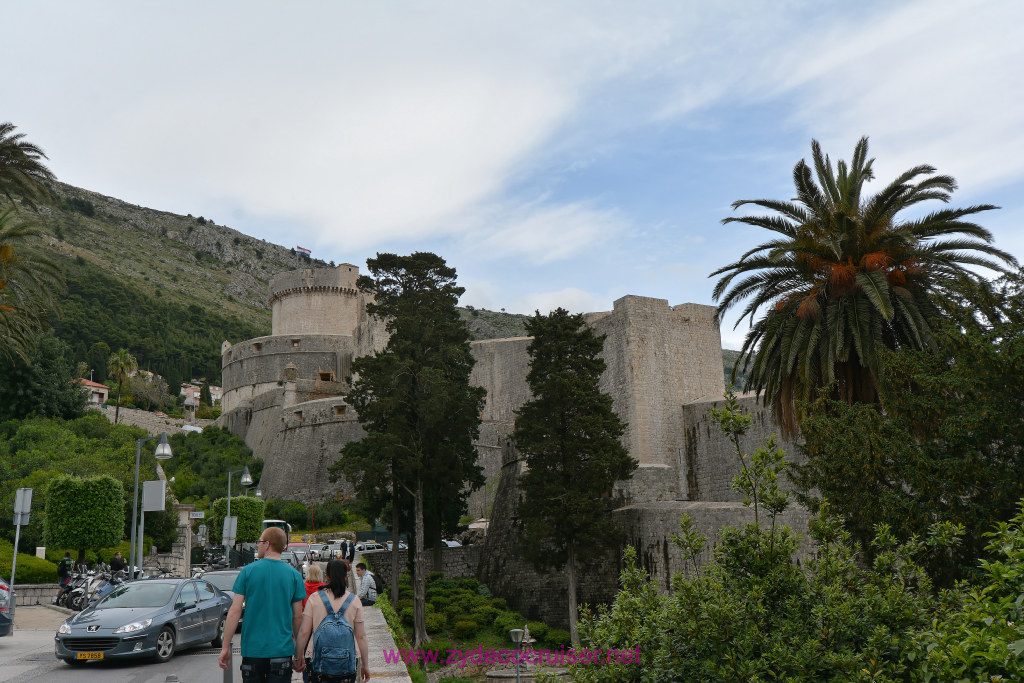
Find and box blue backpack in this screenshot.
[311,591,357,678]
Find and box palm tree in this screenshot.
[108,348,137,424]
[0,208,63,361]
[0,122,56,208]
[712,137,1017,436]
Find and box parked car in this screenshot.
[54,578,230,665]
[385,541,408,551]
[308,543,330,561]
[355,541,386,553]
[200,569,244,626]
[0,580,11,637]
[441,539,463,548]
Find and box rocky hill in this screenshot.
[13,181,740,387]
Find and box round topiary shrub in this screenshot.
[444,603,463,625]
[527,621,549,641]
[425,612,446,634]
[397,598,414,613]
[401,607,415,626]
[454,619,479,639]
[427,570,445,584]
[399,587,413,600]
[458,577,480,592]
[490,597,508,611]
[546,628,572,648]
[476,583,493,598]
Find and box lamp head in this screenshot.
[154,433,173,460]
[509,628,524,646]
[240,466,253,486]
[255,484,262,498]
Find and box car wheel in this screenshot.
[154,625,176,662]
[211,614,226,647]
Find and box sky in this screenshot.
[7,0,1024,348]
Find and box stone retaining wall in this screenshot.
[11,583,59,606]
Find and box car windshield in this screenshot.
[98,582,176,608]
[204,574,237,592]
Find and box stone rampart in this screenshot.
[270,264,362,336]
[470,337,532,423]
[587,296,725,468]
[679,393,802,502]
[369,546,481,587]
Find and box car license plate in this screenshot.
[76,652,103,660]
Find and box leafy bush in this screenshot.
[44,475,124,555]
[458,577,480,592]
[454,619,479,639]
[263,498,309,529]
[443,604,463,625]
[546,629,571,648]
[470,605,500,626]
[493,611,527,635]
[427,570,445,584]
[209,496,265,544]
[476,583,493,598]
[396,597,414,613]
[490,597,507,610]
[425,612,446,634]
[401,607,415,627]
[527,621,549,641]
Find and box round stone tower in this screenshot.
[269,263,361,336]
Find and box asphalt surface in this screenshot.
[0,597,411,682]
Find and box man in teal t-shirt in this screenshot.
[218,527,305,682]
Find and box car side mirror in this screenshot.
[178,601,197,611]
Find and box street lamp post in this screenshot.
[509,629,525,683]
[129,433,172,579]
[225,466,253,556]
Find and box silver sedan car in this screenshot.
[54,578,230,665]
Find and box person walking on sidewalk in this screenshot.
[295,559,370,682]
[218,526,306,682]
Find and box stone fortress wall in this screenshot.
[217,265,810,626]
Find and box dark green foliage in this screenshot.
[793,301,1024,584]
[0,332,87,420]
[208,496,265,544]
[162,426,261,509]
[915,503,1024,680]
[526,621,549,641]
[513,307,637,642]
[50,258,266,390]
[43,475,125,561]
[263,498,310,528]
[546,629,572,648]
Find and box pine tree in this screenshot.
[339,252,485,647]
[513,308,637,645]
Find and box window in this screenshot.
[333,405,346,416]
[253,342,262,352]
[291,339,300,348]
[197,582,217,602]
[319,371,334,382]
[294,411,303,421]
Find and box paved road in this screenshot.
[0,606,248,682]
[0,602,410,682]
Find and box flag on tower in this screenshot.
[296,246,311,255]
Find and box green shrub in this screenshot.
[493,611,527,635]
[527,621,549,641]
[401,607,415,626]
[399,587,413,600]
[429,595,449,611]
[470,605,500,626]
[429,637,455,655]
[476,583,493,598]
[444,603,463,625]
[431,578,457,591]
[427,570,445,584]
[0,541,57,583]
[546,629,572,648]
[491,597,508,610]
[425,612,446,634]
[397,598,413,613]
[458,577,480,592]
[454,619,479,639]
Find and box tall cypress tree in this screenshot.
[340,252,485,647]
[513,307,637,645]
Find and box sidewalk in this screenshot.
[13,604,70,630]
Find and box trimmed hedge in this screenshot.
[0,540,58,583]
[425,612,446,634]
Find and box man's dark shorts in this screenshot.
[240,656,292,682]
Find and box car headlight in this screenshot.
[58,622,71,634]
[113,618,153,634]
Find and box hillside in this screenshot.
[9,181,741,388]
